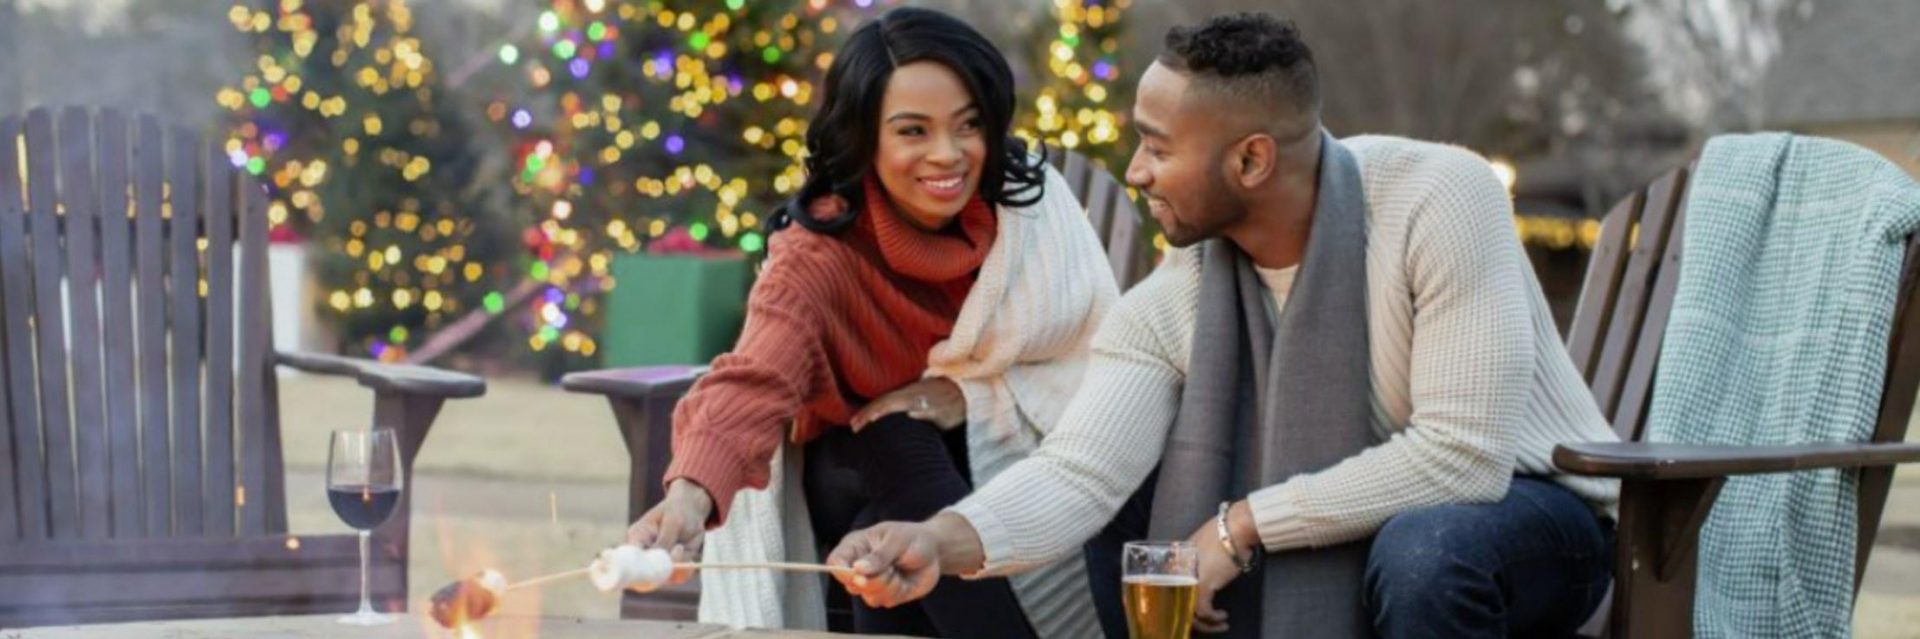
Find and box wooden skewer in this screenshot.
[504,568,588,591]
[502,561,850,592]
[682,561,853,575]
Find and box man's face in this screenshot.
[1124,63,1245,248]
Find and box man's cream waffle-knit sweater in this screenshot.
[949,135,1622,578]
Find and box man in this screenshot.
[828,12,1621,639]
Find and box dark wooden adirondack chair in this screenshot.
[1047,148,1153,290]
[0,108,486,627]
[560,150,1147,621]
[1554,162,1920,638]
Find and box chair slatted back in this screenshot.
[1047,148,1151,289]
[0,107,286,543]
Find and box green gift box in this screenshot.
[602,253,751,366]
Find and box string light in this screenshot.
[1515,215,1603,251]
[1017,0,1131,169]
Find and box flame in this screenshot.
[417,493,548,639]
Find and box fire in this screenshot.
[419,500,546,639]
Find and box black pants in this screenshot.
[804,413,1038,639]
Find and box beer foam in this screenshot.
[1123,575,1199,587]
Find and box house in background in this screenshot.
[1760,0,1920,179]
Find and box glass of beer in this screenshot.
[1122,540,1200,639]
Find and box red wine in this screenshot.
[329,485,401,530]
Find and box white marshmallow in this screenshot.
[476,568,508,596]
[589,545,675,593]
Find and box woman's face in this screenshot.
[872,61,987,230]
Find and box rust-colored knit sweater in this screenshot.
[664,180,997,521]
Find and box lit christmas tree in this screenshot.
[483,0,892,364]
[217,0,511,361]
[1017,0,1132,171]
[1015,0,1159,258]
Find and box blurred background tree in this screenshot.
[470,0,892,370]
[1013,0,1133,172]
[217,0,514,361]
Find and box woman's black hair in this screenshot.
[769,6,1046,233]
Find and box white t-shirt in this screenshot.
[1255,264,1300,315]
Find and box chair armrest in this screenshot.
[560,365,706,400]
[1554,441,1920,480]
[277,351,486,398]
[562,366,705,522]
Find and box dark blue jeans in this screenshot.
[1086,474,1613,638]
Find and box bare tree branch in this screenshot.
[1620,0,1810,130]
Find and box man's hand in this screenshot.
[627,479,715,586]
[1185,501,1258,634]
[827,521,945,609]
[850,377,967,431]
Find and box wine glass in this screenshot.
[328,428,403,626]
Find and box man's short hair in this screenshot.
[1158,12,1320,136]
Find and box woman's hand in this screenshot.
[626,479,715,586]
[850,377,967,431]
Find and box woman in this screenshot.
[627,7,1114,638]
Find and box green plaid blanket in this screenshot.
[1645,133,1920,637]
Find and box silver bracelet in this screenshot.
[1216,501,1255,574]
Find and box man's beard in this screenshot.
[1162,217,1209,248]
[1159,180,1244,248]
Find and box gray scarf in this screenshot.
[1147,131,1378,639]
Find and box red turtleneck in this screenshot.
[663,179,997,522]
